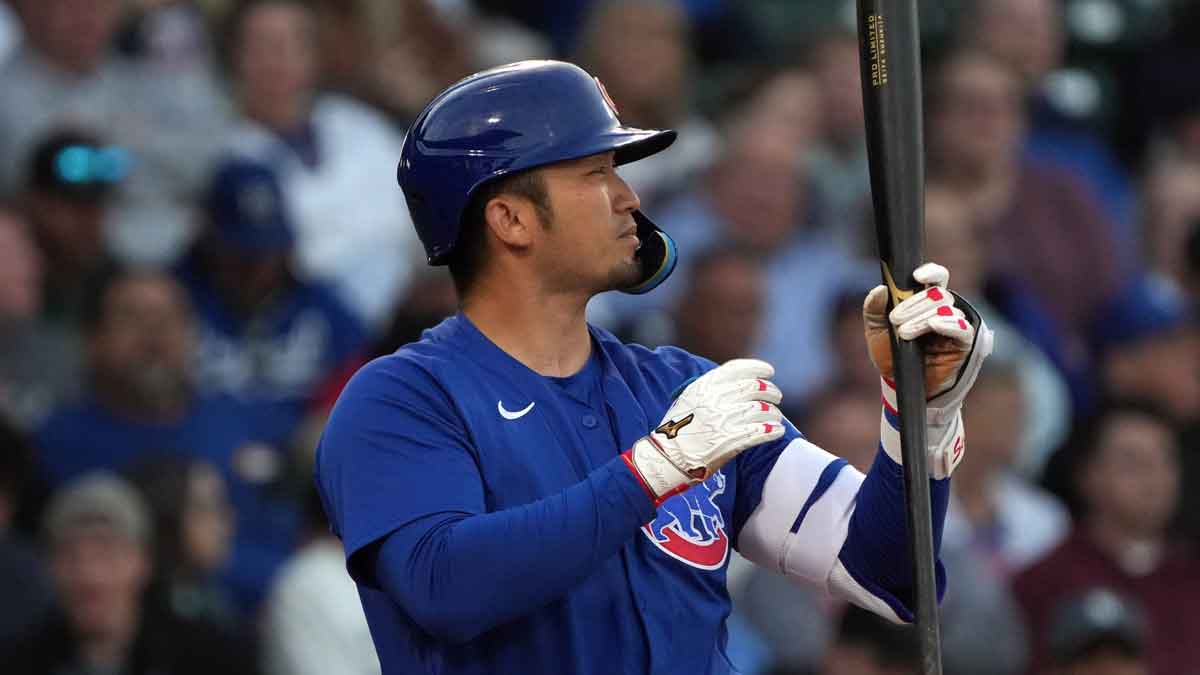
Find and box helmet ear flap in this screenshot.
[622,211,678,295]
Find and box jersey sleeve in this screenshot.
[314,354,482,573]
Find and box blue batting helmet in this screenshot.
[397,60,679,295]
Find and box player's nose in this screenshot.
[611,171,641,215]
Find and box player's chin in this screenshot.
[601,258,643,292]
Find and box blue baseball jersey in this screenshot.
[316,313,805,674]
[176,257,368,444]
[36,393,301,609]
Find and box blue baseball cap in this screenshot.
[1091,275,1194,355]
[206,159,295,254]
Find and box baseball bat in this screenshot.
[855,1,943,673]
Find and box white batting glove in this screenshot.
[866,263,995,479]
[623,359,785,502]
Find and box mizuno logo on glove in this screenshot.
[655,414,694,439]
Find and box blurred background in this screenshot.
[0,0,1198,674]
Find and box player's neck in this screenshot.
[462,280,592,378]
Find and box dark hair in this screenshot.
[448,170,550,298]
[1041,398,1178,516]
[79,262,129,335]
[79,265,189,336]
[126,455,200,576]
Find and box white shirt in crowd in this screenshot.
[226,95,422,328]
[264,539,381,675]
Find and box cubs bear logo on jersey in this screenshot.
[642,471,728,570]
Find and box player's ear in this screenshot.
[483,194,536,253]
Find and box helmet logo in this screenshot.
[594,77,620,117]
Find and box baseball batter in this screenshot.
[315,60,994,674]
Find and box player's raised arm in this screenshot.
[318,356,781,644]
[736,263,994,622]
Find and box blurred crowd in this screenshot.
[0,0,1198,674]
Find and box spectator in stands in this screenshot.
[799,386,878,474]
[4,472,257,675]
[597,113,871,399]
[0,205,78,428]
[1045,588,1149,675]
[1085,275,1200,546]
[22,130,123,330]
[0,0,229,263]
[969,0,1137,230]
[0,416,53,650]
[1015,401,1200,675]
[924,182,1071,474]
[0,0,127,194]
[925,49,1125,397]
[263,486,379,675]
[321,0,480,122]
[33,267,298,608]
[806,30,870,242]
[817,606,917,675]
[936,362,1072,675]
[128,456,238,630]
[1089,277,1200,425]
[1143,158,1200,294]
[179,159,366,445]
[222,0,420,327]
[669,246,765,367]
[727,66,825,153]
[819,286,884,404]
[1122,3,1200,169]
[575,0,719,210]
[948,361,1069,575]
[116,0,216,74]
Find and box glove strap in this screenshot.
[621,438,692,506]
[879,377,964,480]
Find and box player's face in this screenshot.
[535,152,644,294]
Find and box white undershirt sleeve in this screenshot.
[737,437,864,589]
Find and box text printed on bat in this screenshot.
[867,14,889,87]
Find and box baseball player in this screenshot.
[315,60,994,674]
